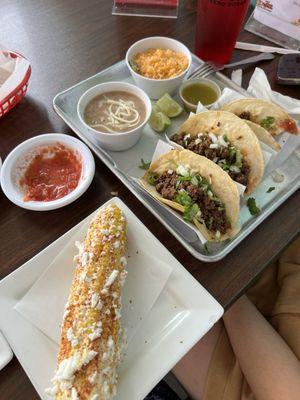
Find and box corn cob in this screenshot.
[46,204,127,400]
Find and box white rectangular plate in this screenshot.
[0,197,223,400]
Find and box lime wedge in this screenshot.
[156,93,183,118]
[149,104,171,133]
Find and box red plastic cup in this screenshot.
[195,0,250,64]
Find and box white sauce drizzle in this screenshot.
[90,97,141,132]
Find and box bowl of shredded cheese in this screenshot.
[126,36,191,99]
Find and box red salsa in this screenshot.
[20,143,82,202]
[279,119,298,134]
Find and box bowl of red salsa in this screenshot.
[0,134,95,211]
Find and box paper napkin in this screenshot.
[0,51,30,102]
[15,207,172,345]
[247,68,300,115]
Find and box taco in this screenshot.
[171,110,264,194]
[140,149,240,242]
[221,98,299,136]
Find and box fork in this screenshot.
[187,53,275,80]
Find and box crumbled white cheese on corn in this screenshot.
[54,350,97,382]
[101,270,119,295]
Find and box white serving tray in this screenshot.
[0,197,223,400]
[53,55,300,261]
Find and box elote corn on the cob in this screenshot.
[46,204,127,400]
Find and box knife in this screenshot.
[236,41,300,55]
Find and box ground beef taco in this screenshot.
[171,110,264,194]
[221,98,299,136]
[139,149,240,242]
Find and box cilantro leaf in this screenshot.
[147,171,158,185]
[139,158,151,170]
[267,186,275,193]
[204,243,211,254]
[228,146,236,160]
[247,197,261,215]
[260,116,275,130]
[234,149,242,168]
[207,216,214,229]
[183,203,199,222]
[175,175,192,189]
[175,190,193,207]
[218,162,230,171]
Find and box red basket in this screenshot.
[0,51,31,118]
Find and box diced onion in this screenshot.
[176,165,189,176]
[229,166,241,173]
[209,143,220,149]
[218,135,228,147]
[209,133,218,143]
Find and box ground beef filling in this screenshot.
[172,133,250,186]
[238,111,251,120]
[154,171,229,234]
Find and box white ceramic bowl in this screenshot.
[126,36,192,99]
[0,134,95,211]
[77,81,151,151]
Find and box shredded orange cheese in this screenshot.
[132,48,189,79]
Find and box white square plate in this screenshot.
[0,197,223,400]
